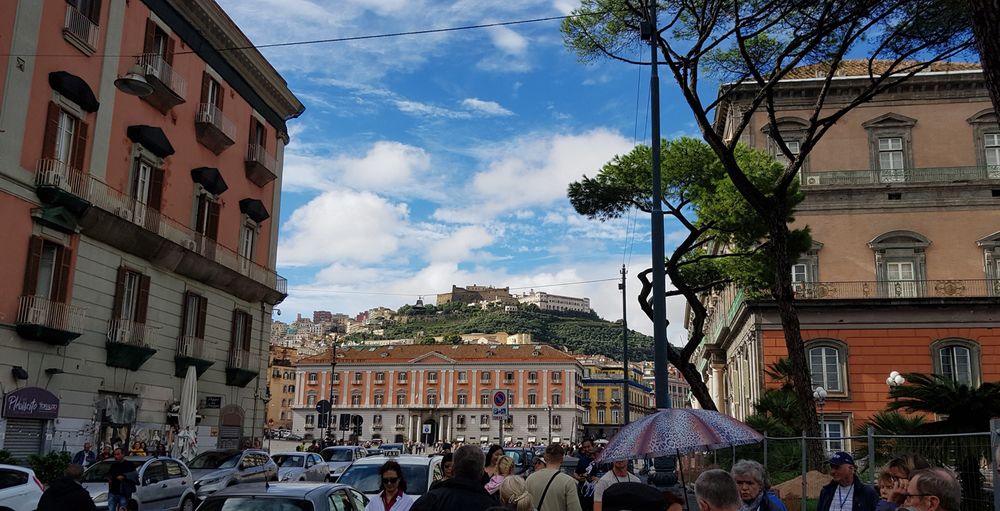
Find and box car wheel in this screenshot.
[180,496,196,511]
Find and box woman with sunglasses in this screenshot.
[365,460,414,511]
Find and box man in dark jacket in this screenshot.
[817,452,879,511]
[412,445,496,510]
[37,464,97,511]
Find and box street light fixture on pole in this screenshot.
[328,340,338,447]
[886,371,905,402]
[813,386,827,449]
[546,405,552,444]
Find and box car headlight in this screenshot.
[94,492,108,503]
[198,477,225,487]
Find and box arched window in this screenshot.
[806,339,848,396]
[374,392,384,406]
[396,391,406,406]
[528,390,537,406]
[351,391,361,406]
[967,108,1000,177]
[426,392,437,406]
[930,339,981,386]
[457,392,468,406]
[868,231,930,297]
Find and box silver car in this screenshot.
[337,454,442,498]
[320,446,367,481]
[271,452,328,482]
[81,456,197,511]
[188,449,278,500]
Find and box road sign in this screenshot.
[315,400,331,414]
[351,414,363,426]
[422,424,432,434]
[491,389,509,418]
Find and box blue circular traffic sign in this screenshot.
[493,391,507,406]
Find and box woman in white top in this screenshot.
[365,460,414,511]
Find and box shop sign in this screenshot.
[204,396,222,409]
[3,387,59,420]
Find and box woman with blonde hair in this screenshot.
[498,475,533,511]
[485,455,516,496]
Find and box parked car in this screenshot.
[319,446,367,481]
[198,482,367,511]
[337,454,442,498]
[0,464,44,511]
[503,448,537,475]
[271,452,328,482]
[187,449,277,500]
[81,455,198,511]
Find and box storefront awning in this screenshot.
[239,198,270,223]
[49,71,99,112]
[2,387,59,419]
[191,167,228,195]
[127,125,175,158]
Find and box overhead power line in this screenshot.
[287,276,619,297]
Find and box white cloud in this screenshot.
[461,98,514,116]
[425,225,495,262]
[394,99,469,119]
[338,141,432,190]
[488,26,528,55]
[432,128,633,222]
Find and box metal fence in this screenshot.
[674,424,998,511]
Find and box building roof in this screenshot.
[297,344,578,365]
[783,60,980,80]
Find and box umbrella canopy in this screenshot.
[597,408,763,462]
[173,365,199,461]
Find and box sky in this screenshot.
[216,0,709,338]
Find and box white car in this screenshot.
[336,454,442,498]
[271,452,329,482]
[0,464,44,511]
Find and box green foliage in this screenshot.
[0,449,18,465]
[27,451,71,484]
[888,373,1000,433]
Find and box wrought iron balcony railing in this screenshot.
[107,319,154,347]
[802,166,1000,187]
[196,103,236,141]
[63,5,99,50]
[177,335,206,359]
[137,53,187,98]
[793,279,1000,299]
[17,295,86,333]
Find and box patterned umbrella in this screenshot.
[596,408,763,462]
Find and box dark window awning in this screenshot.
[239,198,270,223]
[190,167,228,196]
[127,125,175,158]
[49,71,99,113]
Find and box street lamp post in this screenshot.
[886,371,905,402]
[329,341,338,448]
[813,386,827,450]
[547,405,552,444]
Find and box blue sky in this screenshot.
[217,0,705,337]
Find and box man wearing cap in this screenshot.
[817,452,879,511]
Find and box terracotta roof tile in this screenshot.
[783,60,980,80]
[296,343,578,365]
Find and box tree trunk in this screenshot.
[669,350,718,411]
[968,0,1000,116]
[767,210,825,467]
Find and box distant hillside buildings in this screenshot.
[436,285,592,314]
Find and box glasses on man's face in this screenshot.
[382,477,399,485]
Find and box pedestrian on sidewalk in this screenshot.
[37,464,96,511]
[526,443,582,511]
[592,460,641,511]
[695,469,741,511]
[731,459,787,511]
[412,445,497,511]
[817,452,879,511]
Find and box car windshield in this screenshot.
[82,461,142,482]
[198,497,312,511]
[189,451,241,469]
[272,455,304,468]
[322,450,354,462]
[338,463,429,495]
[504,450,524,465]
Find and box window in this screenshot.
[931,339,980,386]
[597,409,605,423]
[552,393,561,406]
[480,392,490,405]
[22,236,73,306]
[331,394,339,406]
[239,221,257,264]
[353,372,362,384]
[612,409,620,423]
[869,231,929,298]
[398,372,408,384]
[611,389,620,401]
[979,232,1000,291]
[374,372,384,384]
[481,372,491,383]
[456,415,466,428]
[457,371,467,383]
[480,415,489,426]
[528,392,537,406]
[427,392,437,406]
[351,392,361,406]
[528,415,537,427]
[807,340,847,394]
[428,371,438,383]
[396,392,406,406]
[878,137,904,176]
[373,414,382,426]
[305,414,315,426]
[332,372,340,384]
[306,392,316,407]
[863,113,915,183]
[968,109,1000,178]
[886,261,917,297]
[194,194,220,242]
[551,371,562,383]
[457,393,467,405]
[505,371,514,383]
[821,420,845,452]
[597,389,606,402]
[308,373,318,384]
[986,133,1000,177]
[40,102,89,175]
[792,264,808,284]
[528,371,537,383]
[374,393,384,406]
[395,415,405,426]
[584,410,591,423]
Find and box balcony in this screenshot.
[15,296,86,346]
[456,423,466,430]
[33,165,287,305]
[552,423,562,431]
[792,279,1000,300]
[226,348,258,387]
[801,166,1000,188]
[175,335,214,377]
[135,53,186,113]
[527,423,538,430]
[372,423,382,430]
[106,319,157,370]
[395,424,405,430]
[480,423,491,430]
[245,144,277,187]
[62,5,99,54]
[195,103,236,154]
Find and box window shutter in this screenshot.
[165,36,175,65]
[200,72,210,105]
[135,274,151,323]
[179,290,192,338]
[66,0,79,7]
[42,102,60,160]
[216,82,224,110]
[148,167,165,211]
[143,19,156,55]
[196,295,207,339]
[195,196,207,235]
[53,245,73,303]
[242,313,253,351]
[72,119,89,173]
[207,201,221,240]
[229,310,240,352]
[22,236,45,296]
[86,0,102,24]
[112,266,127,319]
